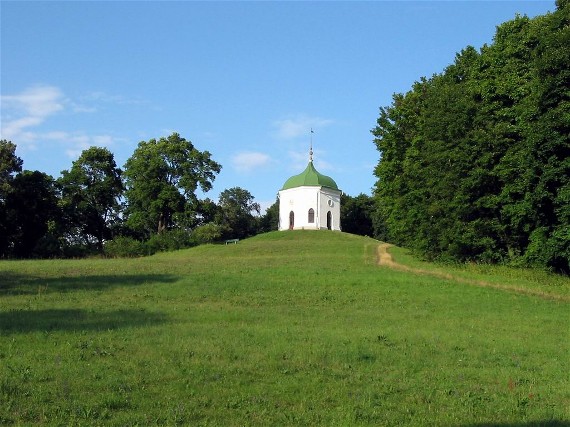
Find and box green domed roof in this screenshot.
[281,161,338,190]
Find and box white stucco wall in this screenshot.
[278,186,341,231]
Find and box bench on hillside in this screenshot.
[225,239,239,245]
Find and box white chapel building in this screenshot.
[278,149,342,231]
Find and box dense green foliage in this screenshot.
[0,140,23,255]
[0,134,237,258]
[123,133,221,236]
[5,171,61,258]
[59,147,123,251]
[372,3,569,272]
[0,140,66,258]
[341,193,375,236]
[215,187,261,240]
[257,199,279,233]
[0,140,22,197]
[1,232,568,425]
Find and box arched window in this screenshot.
[308,208,315,223]
[289,211,294,230]
[327,211,332,230]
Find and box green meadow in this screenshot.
[1,231,568,426]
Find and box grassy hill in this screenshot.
[1,231,568,425]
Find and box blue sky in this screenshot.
[1,1,555,213]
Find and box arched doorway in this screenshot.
[327,211,332,230]
[289,211,294,230]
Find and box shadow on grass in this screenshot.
[0,308,168,335]
[0,272,179,295]
[462,421,570,427]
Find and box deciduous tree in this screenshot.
[372,6,569,272]
[258,199,279,233]
[123,133,221,236]
[215,187,260,240]
[341,193,374,237]
[59,147,124,252]
[5,171,61,258]
[0,140,23,256]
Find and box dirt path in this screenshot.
[376,243,401,269]
[376,243,568,302]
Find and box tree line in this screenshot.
[371,0,569,273]
[0,135,375,258]
[0,134,263,258]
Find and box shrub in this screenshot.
[145,229,195,254]
[104,236,146,258]
[524,227,570,274]
[191,223,223,244]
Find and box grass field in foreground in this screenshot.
[1,231,568,426]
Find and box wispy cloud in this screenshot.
[272,115,334,140]
[1,85,65,142]
[42,131,119,159]
[70,91,149,114]
[1,84,124,156]
[82,91,148,106]
[288,149,334,172]
[231,151,272,173]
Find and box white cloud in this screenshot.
[82,91,148,107]
[92,135,114,146]
[71,104,97,114]
[288,150,310,170]
[231,151,272,173]
[84,91,123,103]
[1,117,43,140]
[288,149,335,172]
[272,115,334,140]
[71,91,148,114]
[59,133,119,159]
[315,159,334,171]
[2,85,64,117]
[1,85,65,141]
[65,143,91,160]
[1,84,123,158]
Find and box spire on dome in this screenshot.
[309,128,314,162]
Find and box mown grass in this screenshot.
[388,246,570,301]
[0,231,568,426]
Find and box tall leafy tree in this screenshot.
[0,140,23,199]
[193,197,220,227]
[59,147,123,252]
[123,133,221,236]
[520,0,570,271]
[215,187,260,240]
[0,140,23,256]
[372,81,429,248]
[372,4,569,272]
[258,199,279,233]
[5,171,61,258]
[341,193,375,237]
